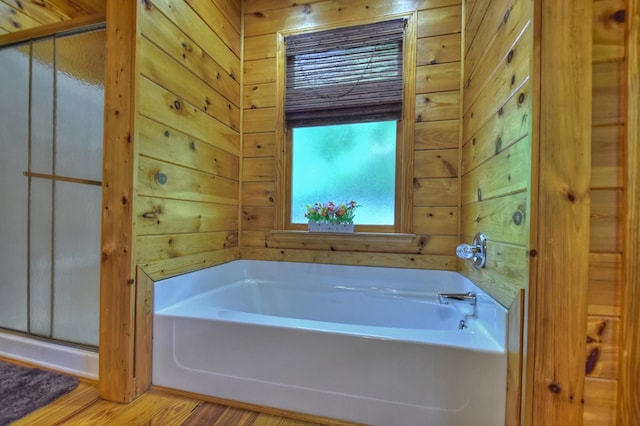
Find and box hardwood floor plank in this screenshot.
[60,389,200,425]
[182,402,229,424]
[214,406,260,425]
[13,382,99,425]
[2,359,355,426]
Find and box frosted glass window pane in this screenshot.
[55,30,105,182]
[29,179,54,337]
[31,39,55,175]
[0,45,29,332]
[52,182,101,346]
[291,121,396,225]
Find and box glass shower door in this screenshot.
[0,28,104,348]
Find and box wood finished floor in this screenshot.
[12,380,360,425]
[0,357,360,426]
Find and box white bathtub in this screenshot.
[153,260,506,426]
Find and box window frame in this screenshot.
[275,14,416,235]
[284,121,402,232]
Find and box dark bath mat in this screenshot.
[0,360,79,425]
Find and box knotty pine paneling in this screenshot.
[593,0,626,63]
[241,0,463,266]
[460,13,532,423]
[240,247,456,270]
[461,81,531,175]
[593,60,624,126]
[136,197,238,236]
[460,138,530,206]
[152,0,239,79]
[139,37,240,131]
[414,120,459,149]
[583,1,629,423]
[136,232,238,264]
[413,177,459,206]
[464,0,527,78]
[588,253,623,317]
[136,0,241,281]
[138,77,239,156]
[140,3,239,103]
[416,33,461,66]
[138,116,240,180]
[584,378,618,426]
[460,0,531,307]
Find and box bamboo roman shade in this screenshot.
[284,19,405,127]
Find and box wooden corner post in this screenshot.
[619,0,640,423]
[99,0,145,402]
[526,0,592,424]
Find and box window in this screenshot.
[283,19,406,231]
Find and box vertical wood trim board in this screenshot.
[134,267,154,396]
[505,289,525,425]
[528,1,592,425]
[99,0,139,403]
[619,0,640,422]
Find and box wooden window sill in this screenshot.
[270,230,416,246]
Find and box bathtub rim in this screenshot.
[154,259,507,353]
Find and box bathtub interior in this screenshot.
[152,260,508,425]
[154,260,506,349]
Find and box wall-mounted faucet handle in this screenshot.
[456,243,478,259]
[456,232,487,269]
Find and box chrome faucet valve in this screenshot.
[456,232,487,269]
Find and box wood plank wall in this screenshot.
[100,0,243,402]
[460,2,532,423]
[585,0,629,424]
[241,0,463,269]
[460,0,532,308]
[135,0,242,281]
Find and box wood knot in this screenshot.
[612,9,626,23]
[507,49,514,63]
[512,210,524,225]
[529,249,537,257]
[173,100,182,110]
[597,320,607,336]
[585,347,600,374]
[503,8,511,23]
[548,382,561,394]
[518,93,526,104]
[155,172,168,185]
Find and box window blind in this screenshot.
[284,19,405,128]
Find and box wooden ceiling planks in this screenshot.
[0,0,105,33]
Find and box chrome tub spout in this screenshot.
[437,291,477,305]
[438,292,478,322]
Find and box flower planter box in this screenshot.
[308,221,354,233]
